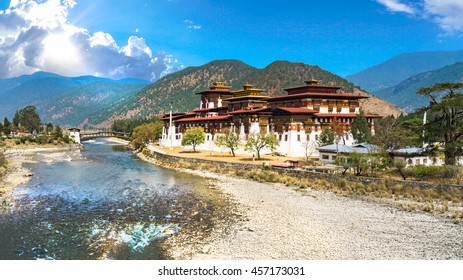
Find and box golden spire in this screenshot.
[305,77,320,85]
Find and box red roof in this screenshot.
[274,107,318,114]
[175,115,232,122]
[265,92,368,102]
[160,112,195,121]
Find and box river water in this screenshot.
[0,139,231,260]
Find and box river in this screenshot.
[0,139,232,260]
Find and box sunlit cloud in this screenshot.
[0,0,181,81]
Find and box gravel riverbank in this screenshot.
[0,145,81,195]
[167,170,463,260]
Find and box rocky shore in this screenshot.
[162,169,463,260]
[0,145,81,198]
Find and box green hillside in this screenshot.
[374,62,463,112]
[41,82,146,127]
[346,50,463,92]
[94,60,359,125]
[0,71,149,126]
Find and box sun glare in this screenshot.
[42,32,82,75]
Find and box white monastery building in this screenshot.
[160,79,381,157]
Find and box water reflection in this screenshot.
[0,139,225,260]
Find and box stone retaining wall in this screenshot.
[148,149,463,191]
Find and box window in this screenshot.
[423,158,428,164]
[322,155,329,160]
[284,135,288,141]
[297,135,301,142]
[408,159,413,165]
[415,159,420,165]
[315,135,319,141]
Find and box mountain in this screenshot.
[0,71,149,126]
[41,82,146,127]
[373,62,463,112]
[93,60,403,127]
[346,50,463,92]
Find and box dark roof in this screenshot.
[283,84,342,91]
[265,92,368,102]
[228,107,269,114]
[194,89,233,95]
[193,106,228,112]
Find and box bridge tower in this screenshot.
[68,128,81,144]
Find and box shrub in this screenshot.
[336,178,348,189]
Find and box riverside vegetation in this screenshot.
[140,149,463,225]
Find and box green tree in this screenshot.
[336,152,369,176]
[216,132,240,157]
[3,118,11,136]
[17,106,41,133]
[318,128,335,146]
[244,133,279,160]
[46,123,54,135]
[418,82,463,165]
[181,126,206,152]
[351,111,371,143]
[131,122,163,149]
[12,110,20,127]
[53,125,63,139]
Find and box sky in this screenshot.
[0,0,462,81]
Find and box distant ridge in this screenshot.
[346,50,463,92]
[374,62,463,112]
[92,59,403,128]
[0,72,148,126]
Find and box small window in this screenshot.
[315,135,319,140]
[284,135,288,142]
[423,158,428,164]
[297,135,301,142]
[416,159,420,165]
[322,155,329,160]
[408,159,413,165]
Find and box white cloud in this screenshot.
[377,0,416,14]
[0,0,181,81]
[423,0,463,33]
[377,0,463,33]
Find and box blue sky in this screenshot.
[1,0,462,80]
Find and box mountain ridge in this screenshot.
[346,50,463,92]
[91,59,403,128]
[373,62,463,112]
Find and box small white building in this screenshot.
[390,147,463,167]
[318,143,379,163]
[68,128,81,144]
